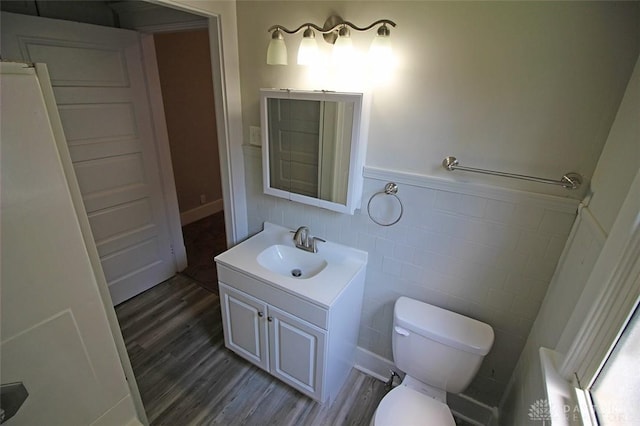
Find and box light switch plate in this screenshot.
[249,126,261,146]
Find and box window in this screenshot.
[589,302,640,425]
[558,173,640,425]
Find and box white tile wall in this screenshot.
[498,206,605,424]
[243,146,578,407]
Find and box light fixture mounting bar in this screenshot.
[338,19,397,33]
[267,19,396,35]
[267,16,396,45]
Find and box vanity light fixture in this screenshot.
[266,15,396,65]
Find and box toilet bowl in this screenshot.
[371,297,494,426]
[373,385,456,426]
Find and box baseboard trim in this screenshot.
[354,346,499,426]
[354,346,395,382]
[180,199,223,225]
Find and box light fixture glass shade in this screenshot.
[332,28,353,63]
[267,33,287,65]
[297,29,318,65]
[369,33,392,63]
[369,24,393,66]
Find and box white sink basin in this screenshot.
[257,244,328,279]
[214,223,368,308]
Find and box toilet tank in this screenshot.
[392,297,494,394]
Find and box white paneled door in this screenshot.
[1,12,176,304]
[1,62,141,426]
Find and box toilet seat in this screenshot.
[373,385,456,426]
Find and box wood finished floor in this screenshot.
[115,274,389,426]
[181,211,227,294]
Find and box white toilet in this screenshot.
[372,297,495,426]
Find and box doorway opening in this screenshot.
[0,0,230,296]
[152,28,226,294]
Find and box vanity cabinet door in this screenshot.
[267,305,326,401]
[219,284,269,371]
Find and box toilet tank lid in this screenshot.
[394,297,494,356]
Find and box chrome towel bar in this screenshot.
[442,156,582,189]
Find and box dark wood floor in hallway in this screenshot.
[115,274,388,425]
[180,211,227,293]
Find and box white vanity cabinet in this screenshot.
[219,283,326,400]
[216,262,365,404]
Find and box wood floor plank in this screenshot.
[205,367,273,425]
[153,359,250,424]
[118,283,209,345]
[116,274,194,323]
[141,337,228,419]
[116,275,388,426]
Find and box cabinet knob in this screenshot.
[258,311,264,317]
[267,316,273,322]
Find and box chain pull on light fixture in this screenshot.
[266,15,396,66]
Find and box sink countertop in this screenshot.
[214,222,368,308]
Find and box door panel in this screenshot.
[57,103,138,140]
[88,199,153,243]
[274,320,315,384]
[73,154,145,194]
[219,284,269,371]
[1,12,176,304]
[22,39,130,86]
[101,238,164,282]
[268,305,325,400]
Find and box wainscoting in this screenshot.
[244,144,579,411]
[498,205,606,424]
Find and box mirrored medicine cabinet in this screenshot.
[260,89,370,214]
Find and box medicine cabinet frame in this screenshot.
[260,89,370,214]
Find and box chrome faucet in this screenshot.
[292,226,325,253]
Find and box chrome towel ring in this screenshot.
[367,182,404,226]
